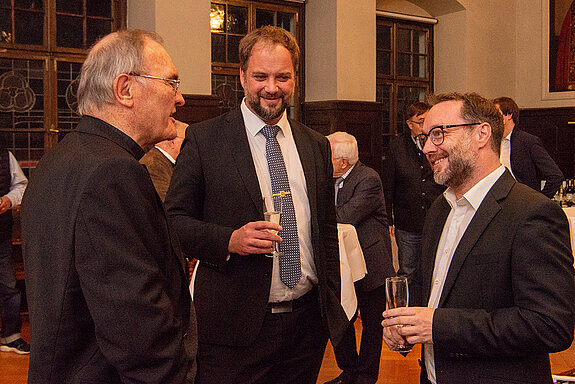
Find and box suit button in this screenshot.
[422,179,426,182]
[420,165,424,169]
[422,192,426,196]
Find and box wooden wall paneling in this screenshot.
[303,100,384,175]
[174,94,223,125]
[520,107,575,179]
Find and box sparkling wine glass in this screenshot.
[385,276,413,353]
[263,195,282,257]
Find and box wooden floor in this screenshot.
[2,316,574,384]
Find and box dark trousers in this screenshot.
[0,239,21,339]
[332,284,386,384]
[196,290,328,384]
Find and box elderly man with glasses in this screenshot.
[21,30,196,384]
[382,93,574,384]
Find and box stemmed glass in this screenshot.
[263,195,282,257]
[385,276,413,353]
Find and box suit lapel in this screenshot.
[222,109,265,217]
[291,120,318,219]
[438,171,515,307]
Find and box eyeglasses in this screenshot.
[129,73,181,94]
[415,122,481,151]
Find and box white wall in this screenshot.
[435,0,516,98]
[306,0,376,102]
[305,0,338,101]
[128,0,212,95]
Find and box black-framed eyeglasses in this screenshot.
[415,122,481,151]
[129,73,181,94]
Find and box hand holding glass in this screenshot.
[263,196,282,257]
[385,276,413,353]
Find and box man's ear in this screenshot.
[113,74,134,107]
[477,122,492,149]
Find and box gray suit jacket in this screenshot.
[165,108,348,347]
[415,170,574,384]
[336,162,395,291]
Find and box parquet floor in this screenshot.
[1,316,574,384]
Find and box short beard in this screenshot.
[246,92,290,123]
[433,136,475,189]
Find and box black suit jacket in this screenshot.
[22,116,196,384]
[336,162,395,292]
[383,134,445,233]
[415,170,574,384]
[165,108,348,347]
[509,129,563,198]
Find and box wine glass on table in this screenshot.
[385,276,413,353]
[263,195,282,257]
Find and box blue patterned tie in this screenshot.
[261,125,301,288]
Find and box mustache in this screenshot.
[259,90,284,99]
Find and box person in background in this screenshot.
[324,131,394,384]
[0,139,29,355]
[21,30,196,384]
[165,26,347,384]
[383,102,445,281]
[140,119,188,201]
[493,96,563,198]
[382,92,574,384]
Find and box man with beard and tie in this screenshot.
[165,26,347,384]
[381,93,574,384]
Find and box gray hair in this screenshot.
[77,29,164,115]
[326,131,359,165]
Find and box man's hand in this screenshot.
[0,196,12,215]
[382,306,435,347]
[228,221,282,255]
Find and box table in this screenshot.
[338,223,367,320]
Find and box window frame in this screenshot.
[210,0,304,121]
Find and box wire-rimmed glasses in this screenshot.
[128,73,181,94]
[414,122,481,151]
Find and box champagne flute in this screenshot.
[263,195,282,257]
[385,276,413,353]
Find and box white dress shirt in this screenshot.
[499,132,515,178]
[5,152,28,206]
[240,100,317,302]
[424,165,505,384]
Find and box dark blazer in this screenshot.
[22,116,196,384]
[510,129,564,198]
[415,170,574,384]
[336,162,395,291]
[383,134,445,233]
[140,146,174,202]
[165,108,348,347]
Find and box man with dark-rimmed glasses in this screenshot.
[382,92,574,384]
[383,102,445,283]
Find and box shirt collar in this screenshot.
[444,165,506,210]
[154,146,176,164]
[341,164,355,180]
[241,98,290,138]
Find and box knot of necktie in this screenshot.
[261,125,281,140]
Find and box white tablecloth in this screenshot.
[338,223,368,320]
[563,207,575,257]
